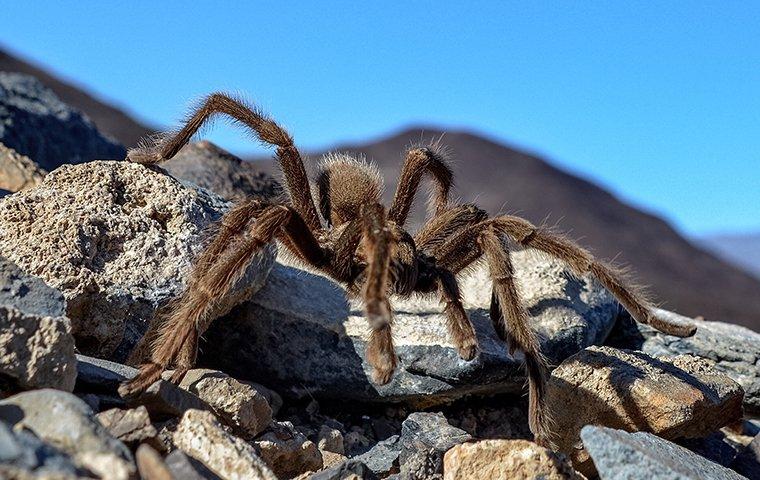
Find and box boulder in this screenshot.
[162,140,282,201]
[174,409,277,480]
[178,368,273,439]
[0,160,276,359]
[0,72,125,170]
[0,143,46,192]
[0,389,135,479]
[608,308,760,414]
[546,346,744,476]
[443,439,582,480]
[397,412,472,480]
[201,249,620,404]
[253,421,323,478]
[581,425,745,480]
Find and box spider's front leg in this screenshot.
[435,268,479,360]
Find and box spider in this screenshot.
[119,93,695,442]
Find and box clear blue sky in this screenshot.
[1,2,758,236]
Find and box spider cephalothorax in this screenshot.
[120,93,695,443]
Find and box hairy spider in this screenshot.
[119,93,695,443]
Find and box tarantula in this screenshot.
[119,93,695,442]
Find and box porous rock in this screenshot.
[608,308,760,414]
[443,439,582,480]
[254,421,323,478]
[546,345,744,475]
[0,143,46,192]
[179,368,273,438]
[581,425,746,480]
[96,405,157,446]
[0,160,276,359]
[174,409,277,480]
[0,72,125,170]
[202,250,620,404]
[0,389,135,479]
[398,412,472,480]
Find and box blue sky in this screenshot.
[1,2,758,236]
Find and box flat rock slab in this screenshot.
[609,308,760,415]
[202,249,620,404]
[581,426,746,480]
[546,345,744,476]
[0,160,276,359]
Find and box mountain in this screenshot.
[699,233,760,280]
[252,128,760,331]
[0,47,154,147]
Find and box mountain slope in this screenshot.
[253,128,760,331]
[0,47,154,147]
[699,233,760,280]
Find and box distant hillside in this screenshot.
[0,47,154,147]
[699,233,760,280]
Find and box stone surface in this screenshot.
[202,250,620,404]
[96,406,157,446]
[164,449,221,480]
[546,345,744,476]
[254,421,323,478]
[0,72,125,171]
[608,308,760,414]
[174,409,277,480]
[581,425,745,480]
[162,140,282,201]
[0,304,77,392]
[355,435,401,476]
[0,389,135,479]
[443,439,582,480]
[0,143,46,192]
[317,425,345,454]
[179,368,273,438]
[135,443,173,480]
[75,354,139,394]
[0,256,65,319]
[398,412,473,480]
[0,160,276,359]
[0,420,89,479]
[310,458,379,480]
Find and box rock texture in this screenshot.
[397,412,472,480]
[582,425,746,480]
[202,250,620,404]
[0,73,125,170]
[253,421,322,478]
[0,143,46,192]
[174,409,277,480]
[609,308,760,414]
[546,345,744,475]
[162,141,281,201]
[96,406,158,447]
[0,389,135,479]
[0,420,90,479]
[0,160,276,358]
[443,439,582,480]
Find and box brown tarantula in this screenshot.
[119,93,695,442]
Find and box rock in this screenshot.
[398,412,472,480]
[317,425,345,454]
[608,308,760,414]
[309,458,379,480]
[344,430,373,457]
[546,345,744,476]
[179,368,273,438]
[0,72,125,170]
[162,141,282,201]
[731,433,760,480]
[0,256,65,321]
[0,160,276,359]
[0,389,135,479]
[96,405,158,447]
[0,304,77,392]
[135,443,173,480]
[174,409,277,480]
[75,354,140,394]
[201,249,620,404]
[164,449,222,480]
[581,425,746,480]
[0,420,89,479]
[0,143,46,192]
[677,431,742,467]
[443,439,582,480]
[254,421,323,478]
[355,435,401,477]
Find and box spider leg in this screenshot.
[127,92,322,231]
[359,203,398,385]
[436,268,479,360]
[388,145,453,227]
[414,203,488,253]
[120,203,327,397]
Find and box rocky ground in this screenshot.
[0,72,759,479]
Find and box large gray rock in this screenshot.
[0,389,135,479]
[0,160,276,359]
[608,308,760,414]
[201,250,620,404]
[0,73,125,170]
[0,142,46,192]
[581,426,746,480]
[162,140,281,201]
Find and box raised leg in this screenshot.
[359,203,398,385]
[127,92,322,231]
[388,144,453,227]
